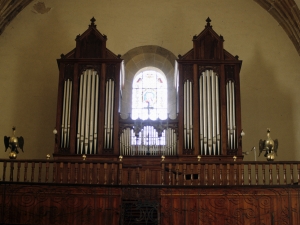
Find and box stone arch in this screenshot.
[120,45,177,119]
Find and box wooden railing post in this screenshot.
[168,163,172,185]
[60,162,63,183]
[89,163,93,184]
[283,164,287,185]
[226,164,230,185]
[3,161,7,182]
[161,162,165,185]
[291,164,294,184]
[255,164,258,185]
[38,162,42,183]
[276,164,280,185]
[17,162,21,182]
[74,163,78,184]
[67,162,71,183]
[31,162,35,182]
[269,164,273,185]
[9,161,14,182]
[119,162,122,185]
[197,163,201,186]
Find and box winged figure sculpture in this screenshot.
[4,126,24,154]
[259,128,278,161]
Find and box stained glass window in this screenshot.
[132,68,167,120]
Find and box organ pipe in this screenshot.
[199,76,204,154]
[226,80,236,150]
[76,69,99,154]
[61,79,72,149]
[104,79,115,149]
[184,80,193,150]
[199,70,220,155]
[119,126,177,156]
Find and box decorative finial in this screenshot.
[82,154,86,160]
[46,154,51,160]
[161,155,165,162]
[119,155,123,162]
[233,156,237,161]
[90,17,96,26]
[206,17,212,28]
[197,155,201,161]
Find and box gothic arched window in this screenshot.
[132,68,167,120]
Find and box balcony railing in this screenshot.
[0,159,299,186]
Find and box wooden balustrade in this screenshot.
[0,159,300,186]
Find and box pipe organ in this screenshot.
[177,18,243,161]
[54,17,242,162]
[54,18,123,159]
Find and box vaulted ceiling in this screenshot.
[1,0,300,55]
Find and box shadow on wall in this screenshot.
[241,44,294,161]
[121,45,177,120]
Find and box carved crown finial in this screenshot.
[206,17,212,28]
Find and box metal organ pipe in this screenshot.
[186,82,189,149]
[65,80,71,148]
[107,79,111,149]
[202,73,207,155]
[84,70,92,154]
[232,82,236,149]
[61,79,72,149]
[61,81,67,148]
[199,76,203,155]
[226,82,230,148]
[77,76,83,153]
[119,126,177,156]
[207,71,212,155]
[184,80,193,150]
[67,81,72,148]
[104,81,109,149]
[211,72,216,155]
[93,75,99,153]
[189,81,193,149]
[199,70,220,155]
[110,80,115,148]
[183,82,187,149]
[104,79,115,149]
[226,81,236,150]
[80,72,87,153]
[216,77,220,154]
[76,69,99,154]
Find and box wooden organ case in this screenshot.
[53,18,243,162]
[53,18,123,160]
[176,18,243,161]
